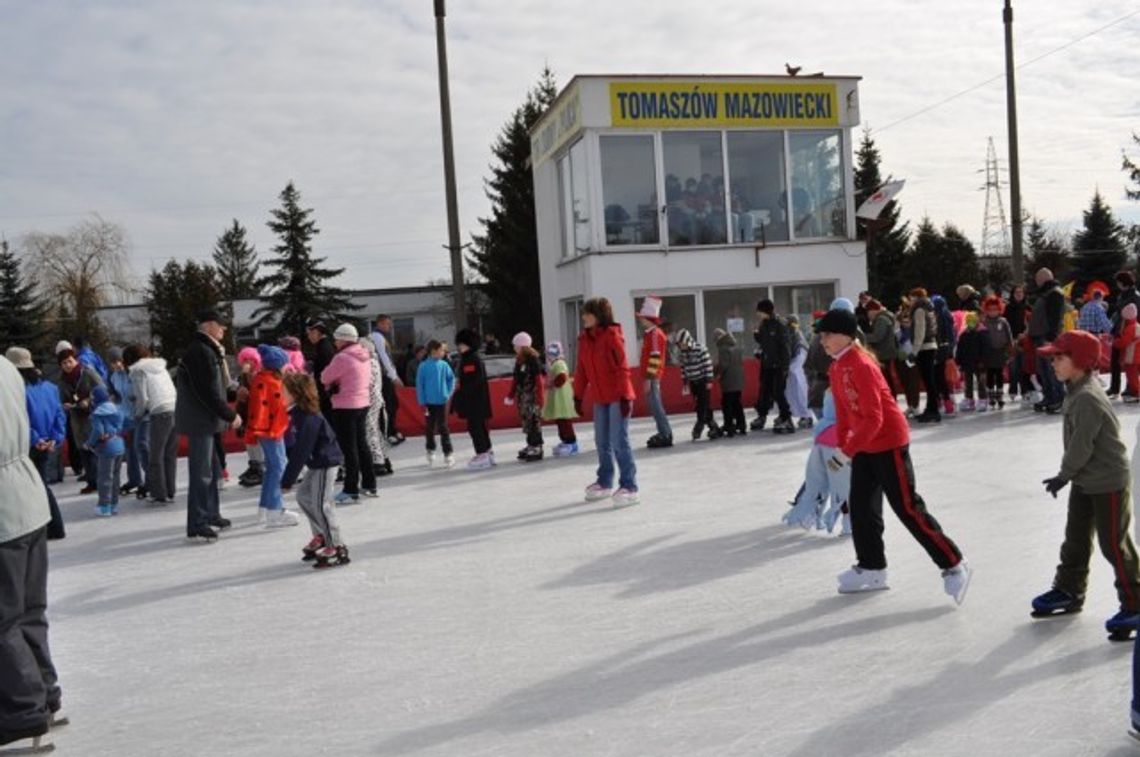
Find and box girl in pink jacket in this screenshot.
[320,324,377,503]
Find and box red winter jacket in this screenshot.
[640,326,668,378]
[575,324,636,405]
[829,345,909,458]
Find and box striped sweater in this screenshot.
[674,329,714,383]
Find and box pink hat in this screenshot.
[237,346,261,370]
[512,332,533,349]
[1125,304,1138,321]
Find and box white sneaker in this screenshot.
[265,508,300,528]
[612,488,640,507]
[426,452,436,468]
[444,454,456,469]
[585,483,613,502]
[837,565,889,594]
[466,453,493,471]
[840,513,852,536]
[942,558,972,606]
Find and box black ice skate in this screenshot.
[186,526,219,543]
[1030,588,1083,618]
[1105,608,1140,642]
[313,545,351,569]
[0,722,53,754]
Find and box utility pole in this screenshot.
[433,0,467,329]
[1003,0,1025,282]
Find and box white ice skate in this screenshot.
[466,453,493,471]
[585,483,613,502]
[975,401,988,413]
[264,508,300,528]
[444,454,456,469]
[611,488,640,508]
[840,513,852,536]
[958,398,975,413]
[837,565,889,594]
[942,558,972,606]
[426,451,436,468]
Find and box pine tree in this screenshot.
[212,219,261,301]
[853,128,910,308]
[1124,132,1140,201]
[468,68,558,343]
[1070,190,1127,292]
[253,182,359,336]
[0,238,47,350]
[145,260,230,361]
[1024,216,1071,283]
[902,219,980,300]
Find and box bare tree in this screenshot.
[22,214,133,343]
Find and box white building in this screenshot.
[530,74,867,361]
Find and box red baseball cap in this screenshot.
[1037,330,1101,371]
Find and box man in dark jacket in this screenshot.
[1109,271,1140,397]
[1027,268,1067,412]
[305,318,337,419]
[175,308,238,540]
[452,329,494,467]
[751,299,794,433]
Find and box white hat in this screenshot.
[333,324,359,342]
[55,340,74,355]
[638,296,663,321]
[5,347,33,369]
[512,332,533,349]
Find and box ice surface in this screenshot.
[43,408,1140,756]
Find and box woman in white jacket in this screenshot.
[0,352,62,753]
[125,345,179,503]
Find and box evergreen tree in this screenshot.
[145,260,230,361]
[253,182,359,336]
[1124,132,1140,201]
[1070,190,1127,292]
[902,218,980,300]
[212,219,261,301]
[468,68,559,343]
[853,128,910,308]
[0,239,47,350]
[1024,216,1071,283]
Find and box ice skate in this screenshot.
[585,483,613,502]
[238,462,263,487]
[186,526,218,543]
[942,559,972,606]
[915,410,941,424]
[301,534,325,561]
[264,508,300,528]
[0,723,53,754]
[444,454,456,469]
[362,489,379,499]
[797,417,814,430]
[313,545,351,569]
[208,517,232,531]
[1105,608,1140,641]
[1030,588,1084,617]
[553,442,580,457]
[521,445,544,462]
[837,565,889,594]
[958,398,975,413]
[646,433,673,449]
[942,398,956,415]
[772,416,796,435]
[467,453,493,471]
[426,451,436,468]
[707,426,724,440]
[611,488,640,508]
[750,416,767,431]
[975,400,988,413]
[333,490,360,505]
[516,446,530,460]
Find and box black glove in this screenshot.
[1042,476,1069,499]
[574,398,584,417]
[619,398,632,418]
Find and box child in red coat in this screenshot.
[1115,303,1140,402]
[818,308,971,603]
[248,345,300,528]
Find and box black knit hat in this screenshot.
[455,328,481,349]
[818,308,858,337]
[756,298,776,315]
[195,307,223,325]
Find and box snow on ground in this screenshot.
[41,404,1140,756]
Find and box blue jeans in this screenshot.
[259,437,286,510]
[593,402,637,491]
[186,434,221,532]
[645,379,672,438]
[96,454,122,506]
[1036,354,1065,406]
[125,418,149,488]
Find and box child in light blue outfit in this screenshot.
[88,385,126,517]
[782,390,851,534]
[416,340,457,467]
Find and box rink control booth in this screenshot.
[529,73,867,373]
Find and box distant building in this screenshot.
[529,73,866,362]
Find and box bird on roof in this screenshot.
[785,63,802,76]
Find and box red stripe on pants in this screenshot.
[1110,492,1138,610]
[892,448,960,568]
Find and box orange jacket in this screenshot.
[246,369,289,440]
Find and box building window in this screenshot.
[557,155,573,258]
[701,286,770,352]
[562,298,583,366]
[773,283,836,335]
[393,317,416,353]
[569,139,593,253]
[662,132,727,247]
[600,135,660,246]
[789,131,846,239]
[633,293,698,360]
[726,132,787,244]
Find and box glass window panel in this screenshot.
[557,155,573,258]
[788,131,846,238]
[562,298,583,367]
[569,139,592,253]
[726,132,788,243]
[773,283,837,338]
[600,135,660,246]
[633,294,697,362]
[662,132,727,246]
[701,287,770,355]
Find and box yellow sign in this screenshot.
[610,81,839,128]
[531,86,582,165]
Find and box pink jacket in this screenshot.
[320,343,372,410]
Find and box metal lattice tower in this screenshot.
[979,137,1011,257]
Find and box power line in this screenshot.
[873,8,1140,134]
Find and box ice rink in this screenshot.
[41,406,1140,756]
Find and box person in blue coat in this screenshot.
[106,347,143,495]
[415,340,456,467]
[5,347,66,540]
[88,385,126,517]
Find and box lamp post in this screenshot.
[433,0,467,329]
[1004,0,1024,282]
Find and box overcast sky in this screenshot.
[2,0,1139,296]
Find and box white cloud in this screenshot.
[2,0,1138,295]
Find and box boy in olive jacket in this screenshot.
[1033,330,1140,639]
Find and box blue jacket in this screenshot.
[416,357,456,407]
[108,370,135,431]
[25,379,67,448]
[88,401,126,458]
[78,346,110,383]
[282,408,344,487]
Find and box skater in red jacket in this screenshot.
[818,308,971,604]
